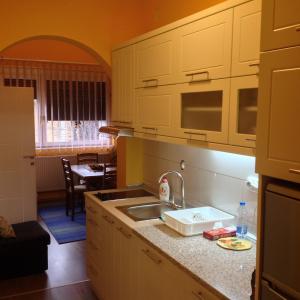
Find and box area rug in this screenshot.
[38,202,86,244]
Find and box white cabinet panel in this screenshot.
[256,46,300,183]
[135,31,176,87]
[261,0,300,51]
[112,46,134,126]
[229,75,258,147]
[174,9,233,82]
[174,79,230,144]
[231,0,261,76]
[135,85,176,137]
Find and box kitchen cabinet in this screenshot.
[174,79,230,144]
[135,85,176,137]
[135,31,176,88]
[231,0,261,76]
[86,200,115,300]
[113,219,138,300]
[256,46,300,184]
[111,46,134,126]
[228,75,258,148]
[174,9,232,82]
[261,0,300,51]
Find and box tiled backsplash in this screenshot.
[143,140,258,235]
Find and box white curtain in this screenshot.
[0,58,112,150]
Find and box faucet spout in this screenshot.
[158,170,185,209]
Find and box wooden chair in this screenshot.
[102,163,117,189]
[61,158,87,221]
[77,153,98,165]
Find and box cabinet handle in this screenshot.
[289,169,300,175]
[87,218,98,227]
[117,226,132,239]
[142,249,162,265]
[184,131,207,139]
[192,291,204,299]
[86,206,97,214]
[142,126,157,131]
[186,71,210,82]
[102,215,114,224]
[88,240,100,251]
[248,63,260,67]
[118,121,131,124]
[23,155,35,159]
[245,138,256,142]
[142,79,158,87]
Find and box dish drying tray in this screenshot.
[163,207,235,236]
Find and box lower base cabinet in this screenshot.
[86,198,220,300]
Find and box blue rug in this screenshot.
[38,202,86,244]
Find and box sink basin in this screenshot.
[117,202,174,221]
[163,206,235,236]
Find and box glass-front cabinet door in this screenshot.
[174,79,230,143]
[229,75,258,148]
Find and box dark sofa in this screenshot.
[0,221,50,279]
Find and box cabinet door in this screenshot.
[174,79,230,144]
[231,0,261,76]
[174,9,232,82]
[136,239,184,300]
[261,0,300,51]
[113,221,138,300]
[256,46,300,183]
[135,85,176,137]
[229,75,258,148]
[135,31,176,88]
[112,46,134,126]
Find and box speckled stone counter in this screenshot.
[86,191,256,300]
[135,224,256,300]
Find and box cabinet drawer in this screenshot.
[174,9,232,82]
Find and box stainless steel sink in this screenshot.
[116,202,174,221]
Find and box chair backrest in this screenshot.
[61,158,74,193]
[77,153,98,165]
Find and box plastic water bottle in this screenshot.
[236,201,248,239]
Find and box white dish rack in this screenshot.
[163,206,235,236]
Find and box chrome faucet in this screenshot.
[158,171,185,209]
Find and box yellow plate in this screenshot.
[217,237,252,251]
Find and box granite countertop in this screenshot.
[86,191,256,300]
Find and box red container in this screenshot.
[203,227,236,240]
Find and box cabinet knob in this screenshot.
[289,169,300,175]
[142,248,162,265]
[192,290,204,299]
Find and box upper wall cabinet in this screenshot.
[135,31,176,88]
[261,0,300,51]
[174,9,233,83]
[228,75,258,148]
[231,0,261,76]
[112,46,134,126]
[256,46,300,183]
[135,85,176,137]
[173,78,230,144]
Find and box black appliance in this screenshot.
[95,189,153,201]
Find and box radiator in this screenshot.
[35,154,112,192]
[35,156,75,192]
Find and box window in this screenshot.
[1,59,111,149]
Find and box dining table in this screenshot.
[71,163,116,190]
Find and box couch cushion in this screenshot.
[0,216,16,238]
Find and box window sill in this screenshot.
[35,146,114,157]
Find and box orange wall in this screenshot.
[1,39,99,64]
[143,0,226,30]
[0,0,225,65]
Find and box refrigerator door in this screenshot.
[263,183,300,298]
[261,280,288,300]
